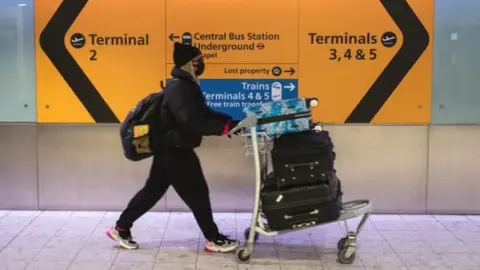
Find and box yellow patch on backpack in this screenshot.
[132,124,152,154]
[133,124,149,138]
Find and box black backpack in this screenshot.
[120,80,176,161]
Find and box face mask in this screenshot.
[193,61,205,76]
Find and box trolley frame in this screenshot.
[229,116,373,264]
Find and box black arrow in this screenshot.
[169,33,179,41]
[284,67,296,76]
[345,0,429,123]
[40,0,118,123]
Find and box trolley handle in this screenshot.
[256,112,310,125]
[250,97,319,125]
[228,115,258,136]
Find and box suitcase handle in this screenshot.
[292,220,317,229]
[284,209,319,220]
[286,161,319,170]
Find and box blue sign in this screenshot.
[199,79,298,120]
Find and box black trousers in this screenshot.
[117,148,219,240]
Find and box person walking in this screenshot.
[107,42,239,253]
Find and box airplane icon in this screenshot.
[381,31,397,47]
[71,37,84,43]
[70,33,86,48]
[382,36,396,42]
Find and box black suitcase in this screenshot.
[271,130,335,188]
[261,173,342,231]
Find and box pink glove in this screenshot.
[221,120,232,136]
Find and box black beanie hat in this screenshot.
[173,42,202,67]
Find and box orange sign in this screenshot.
[35,0,434,124]
[35,0,166,123]
[165,0,298,64]
[165,0,300,121]
[299,0,433,123]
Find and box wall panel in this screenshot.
[427,126,480,214]
[0,124,38,209]
[37,125,166,211]
[325,125,429,213]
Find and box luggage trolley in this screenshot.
[228,100,373,264]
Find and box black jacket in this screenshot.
[160,68,231,149]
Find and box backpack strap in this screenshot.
[139,79,178,122]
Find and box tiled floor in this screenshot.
[1,211,480,270]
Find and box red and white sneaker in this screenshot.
[204,234,239,253]
[106,226,139,250]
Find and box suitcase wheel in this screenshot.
[309,98,319,108]
[312,122,323,131]
[236,247,251,263]
[244,227,259,243]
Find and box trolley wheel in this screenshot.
[236,247,251,263]
[244,228,259,242]
[337,237,347,249]
[309,98,319,108]
[338,248,356,264]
